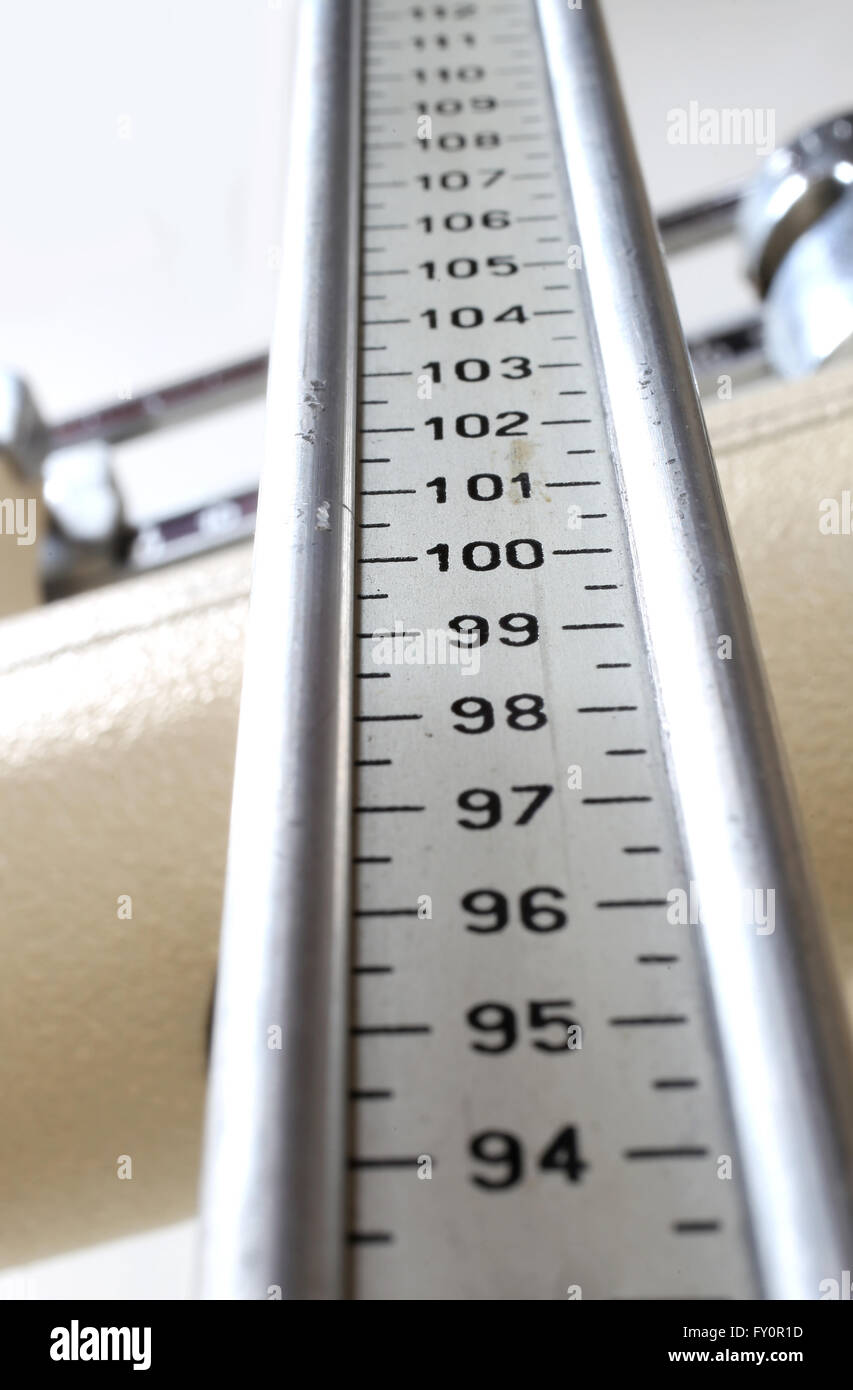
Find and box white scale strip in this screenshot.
[348,0,757,1300]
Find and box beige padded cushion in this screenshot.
[0,457,41,618]
[1,360,852,1266]
[0,547,250,1266]
[705,363,853,1013]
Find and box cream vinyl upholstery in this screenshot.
[0,457,41,619]
[1,361,852,1266]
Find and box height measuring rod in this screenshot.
[199,0,853,1300]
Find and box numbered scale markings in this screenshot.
[349,0,753,1300]
[199,0,853,1302]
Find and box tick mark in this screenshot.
[624,1146,707,1159]
[611,1016,688,1027]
